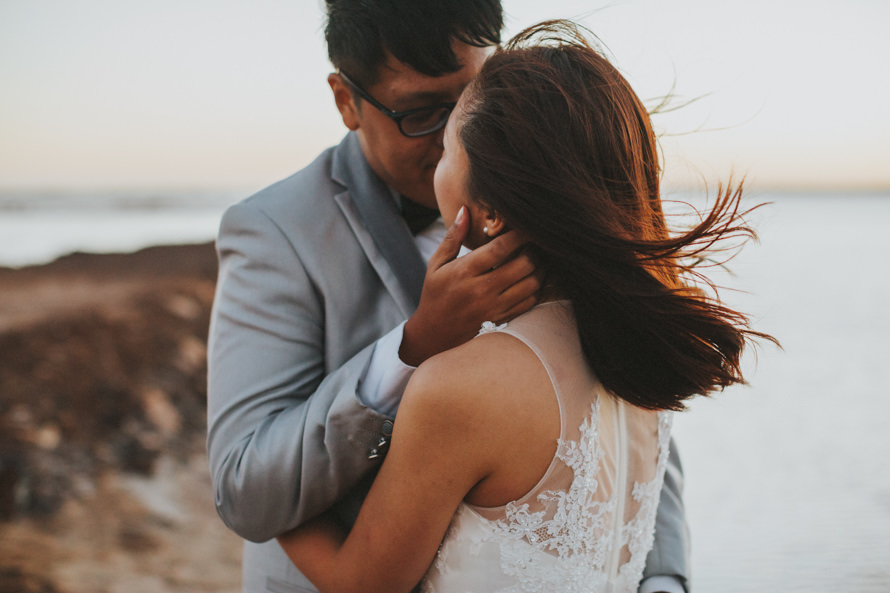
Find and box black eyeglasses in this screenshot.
[339,71,456,138]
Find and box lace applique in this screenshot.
[477,320,509,336]
[422,305,673,593]
[423,513,461,590]
[472,403,672,593]
[615,411,673,591]
[422,505,499,593]
[487,400,610,592]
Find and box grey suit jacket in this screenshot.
[207,132,690,593]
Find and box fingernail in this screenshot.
[454,206,466,226]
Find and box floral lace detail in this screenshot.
[494,400,609,592]
[616,411,673,591]
[452,402,672,593]
[477,320,509,336]
[421,505,498,593]
[422,304,673,593]
[423,514,460,592]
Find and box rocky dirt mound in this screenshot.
[0,244,241,593]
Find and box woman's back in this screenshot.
[422,301,672,593]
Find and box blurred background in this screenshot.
[0,1,888,592]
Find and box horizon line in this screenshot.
[1,183,888,196]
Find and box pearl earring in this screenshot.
[483,226,489,235]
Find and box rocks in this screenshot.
[0,566,58,593]
[0,243,241,592]
[0,283,213,514]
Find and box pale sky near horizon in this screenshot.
[1,0,888,193]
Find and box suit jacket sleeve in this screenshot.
[641,436,691,591]
[207,200,392,543]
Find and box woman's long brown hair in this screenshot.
[460,20,777,411]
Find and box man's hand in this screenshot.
[399,207,541,367]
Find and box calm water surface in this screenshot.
[672,193,890,592]
[0,190,238,267]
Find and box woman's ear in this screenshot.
[328,73,360,131]
[481,208,507,238]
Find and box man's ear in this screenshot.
[328,73,360,131]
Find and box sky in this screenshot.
[1,0,888,193]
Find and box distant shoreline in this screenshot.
[0,240,217,275]
[0,242,217,333]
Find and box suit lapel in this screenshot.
[331,133,426,316]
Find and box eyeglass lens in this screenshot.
[400,107,452,137]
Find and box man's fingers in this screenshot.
[481,249,537,293]
[493,294,539,325]
[427,206,468,271]
[488,272,540,324]
[495,270,541,304]
[462,230,527,274]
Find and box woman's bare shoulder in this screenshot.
[402,330,561,507]
[402,331,552,429]
[412,331,536,387]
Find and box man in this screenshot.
[207,1,689,592]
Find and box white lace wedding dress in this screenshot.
[421,301,673,593]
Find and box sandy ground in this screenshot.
[0,244,242,593]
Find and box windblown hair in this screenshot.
[324,0,503,87]
[459,21,776,411]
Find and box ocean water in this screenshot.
[0,189,243,268]
[670,192,890,592]
[1,189,888,591]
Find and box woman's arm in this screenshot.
[276,351,498,593]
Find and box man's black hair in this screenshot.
[325,0,503,87]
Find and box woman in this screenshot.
[277,20,774,593]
